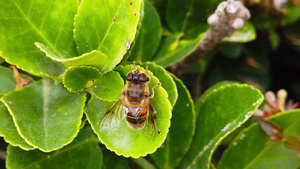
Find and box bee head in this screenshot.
[126,69,149,83]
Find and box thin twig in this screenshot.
[169,0,251,77]
[0,150,7,160]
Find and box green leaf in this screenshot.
[0,0,79,78]
[152,33,204,68]
[0,66,16,95]
[218,43,243,59]
[89,71,124,101]
[222,22,256,43]
[0,56,4,64]
[36,42,108,69]
[282,3,300,25]
[129,0,162,61]
[74,0,141,72]
[178,83,263,169]
[141,62,178,107]
[85,65,172,158]
[166,0,222,33]
[151,74,195,169]
[102,148,130,169]
[218,110,300,169]
[0,101,34,150]
[63,66,101,93]
[6,129,102,169]
[1,79,86,152]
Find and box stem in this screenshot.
[170,0,251,77]
[132,157,157,169]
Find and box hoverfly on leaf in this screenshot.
[99,62,161,136]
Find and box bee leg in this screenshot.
[149,104,161,134]
[150,82,161,99]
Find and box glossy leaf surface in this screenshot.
[178,83,263,169]
[6,129,102,169]
[36,42,108,69]
[90,71,124,101]
[0,0,78,78]
[222,22,257,43]
[0,102,33,150]
[74,0,141,72]
[218,110,300,169]
[2,79,86,152]
[129,0,162,61]
[63,66,101,93]
[151,75,195,169]
[85,65,171,158]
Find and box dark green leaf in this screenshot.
[63,66,101,93]
[2,79,86,152]
[218,43,243,59]
[151,74,195,169]
[218,110,300,169]
[0,0,79,78]
[0,101,34,150]
[85,65,172,158]
[129,0,162,61]
[282,3,300,25]
[178,83,263,169]
[152,33,204,68]
[6,129,102,169]
[166,0,222,33]
[74,0,141,72]
[102,148,130,169]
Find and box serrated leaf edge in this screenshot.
[1,79,87,152]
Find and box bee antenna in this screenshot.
[146,62,150,78]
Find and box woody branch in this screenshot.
[169,0,251,77]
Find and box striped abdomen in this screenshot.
[124,105,148,130]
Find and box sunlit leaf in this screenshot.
[222,22,256,43]
[89,71,124,101]
[36,42,108,69]
[74,0,141,72]
[2,79,86,152]
[6,129,102,169]
[63,66,101,93]
[0,101,34,150]
[85,65,171,158]
[178,83,263,169]
[0,0,79,78]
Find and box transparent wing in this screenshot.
[99,95,125,132]
[142,104,159,139]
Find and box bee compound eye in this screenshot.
[139,74,149,82]
[126,72,133,81]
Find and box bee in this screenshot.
[99,63,161,135]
